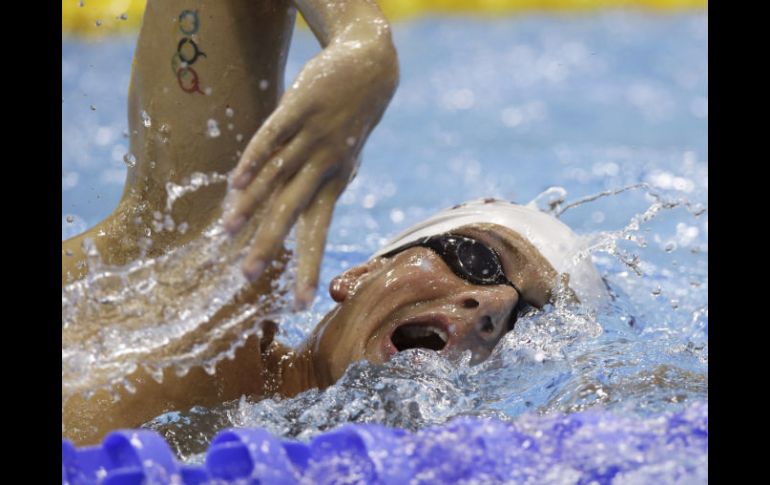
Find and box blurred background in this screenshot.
[62,0,708,460]
[63,1,706,36]
[62,0,707,239]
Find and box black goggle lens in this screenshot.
[455,239,504,284]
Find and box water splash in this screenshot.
[62,176,298,406]
[139,183,707,460]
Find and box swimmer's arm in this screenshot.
[62,332,283,446]
[225,0,399,307]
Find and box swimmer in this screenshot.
[63,0,397,445]
[61,0,607,446]
[63,198,609,444]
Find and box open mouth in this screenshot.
[390,322,448,352]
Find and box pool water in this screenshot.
[62,10,707,478]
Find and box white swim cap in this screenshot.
[374,199,609,308]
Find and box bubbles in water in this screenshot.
[206,119,220,138]
[66,215,75,224]
[95,19,102,27]
[117,13,128,21]
[123,152,137,167]
[90,105,96,111]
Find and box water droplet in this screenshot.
[664,242,677,253]
[164,215,175,231]
[225,107,234,117]
[95,19,102,27]
[670,299,679,310]
[66,215,75,223]
[147,367,164,384]
[123,380,136,394]
[79,0,85,7]
[651,287,661,296]
[122,128,129,138]
[259,79,269,90]
[207,119,220,138]
[123,153,137,167]
[65,250,74,257]
[204,87,212,95]
[118,13,128,21]
[144,227,152,237]
[177,222,189,234]
[89,105,96,111]
[362,193,376,209]
[141,110,151,128]
[227,123,234,131]
[174,365,191,378]
[236,133,243,142]
[149,160,156,169]
[346,136,356,147]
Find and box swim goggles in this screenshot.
[380,234,524,328]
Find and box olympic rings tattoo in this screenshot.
[172,9,206,94]
[178,10,199,35]
[177,67,204,94]
[177,38,207,64]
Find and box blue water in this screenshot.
[62,11,707,480]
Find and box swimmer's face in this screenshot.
[303,223,558,386]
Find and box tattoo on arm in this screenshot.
[172,9,207,94]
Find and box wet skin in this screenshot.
[62,0,397,444]
[62,222,558,445]
[62,1,566,446]
[280,222,559,392]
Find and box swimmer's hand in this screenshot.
[224,0,398,309]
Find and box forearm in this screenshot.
[63,334,270,445]
[293,0,399,88]
[294,0,393,45]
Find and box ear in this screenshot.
[329,258,384,302]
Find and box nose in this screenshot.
[449,287,518,362]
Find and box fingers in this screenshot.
[224,135,314,233]
[231,105,301,189]
[242,157,336,282]
[293,179,344,310]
